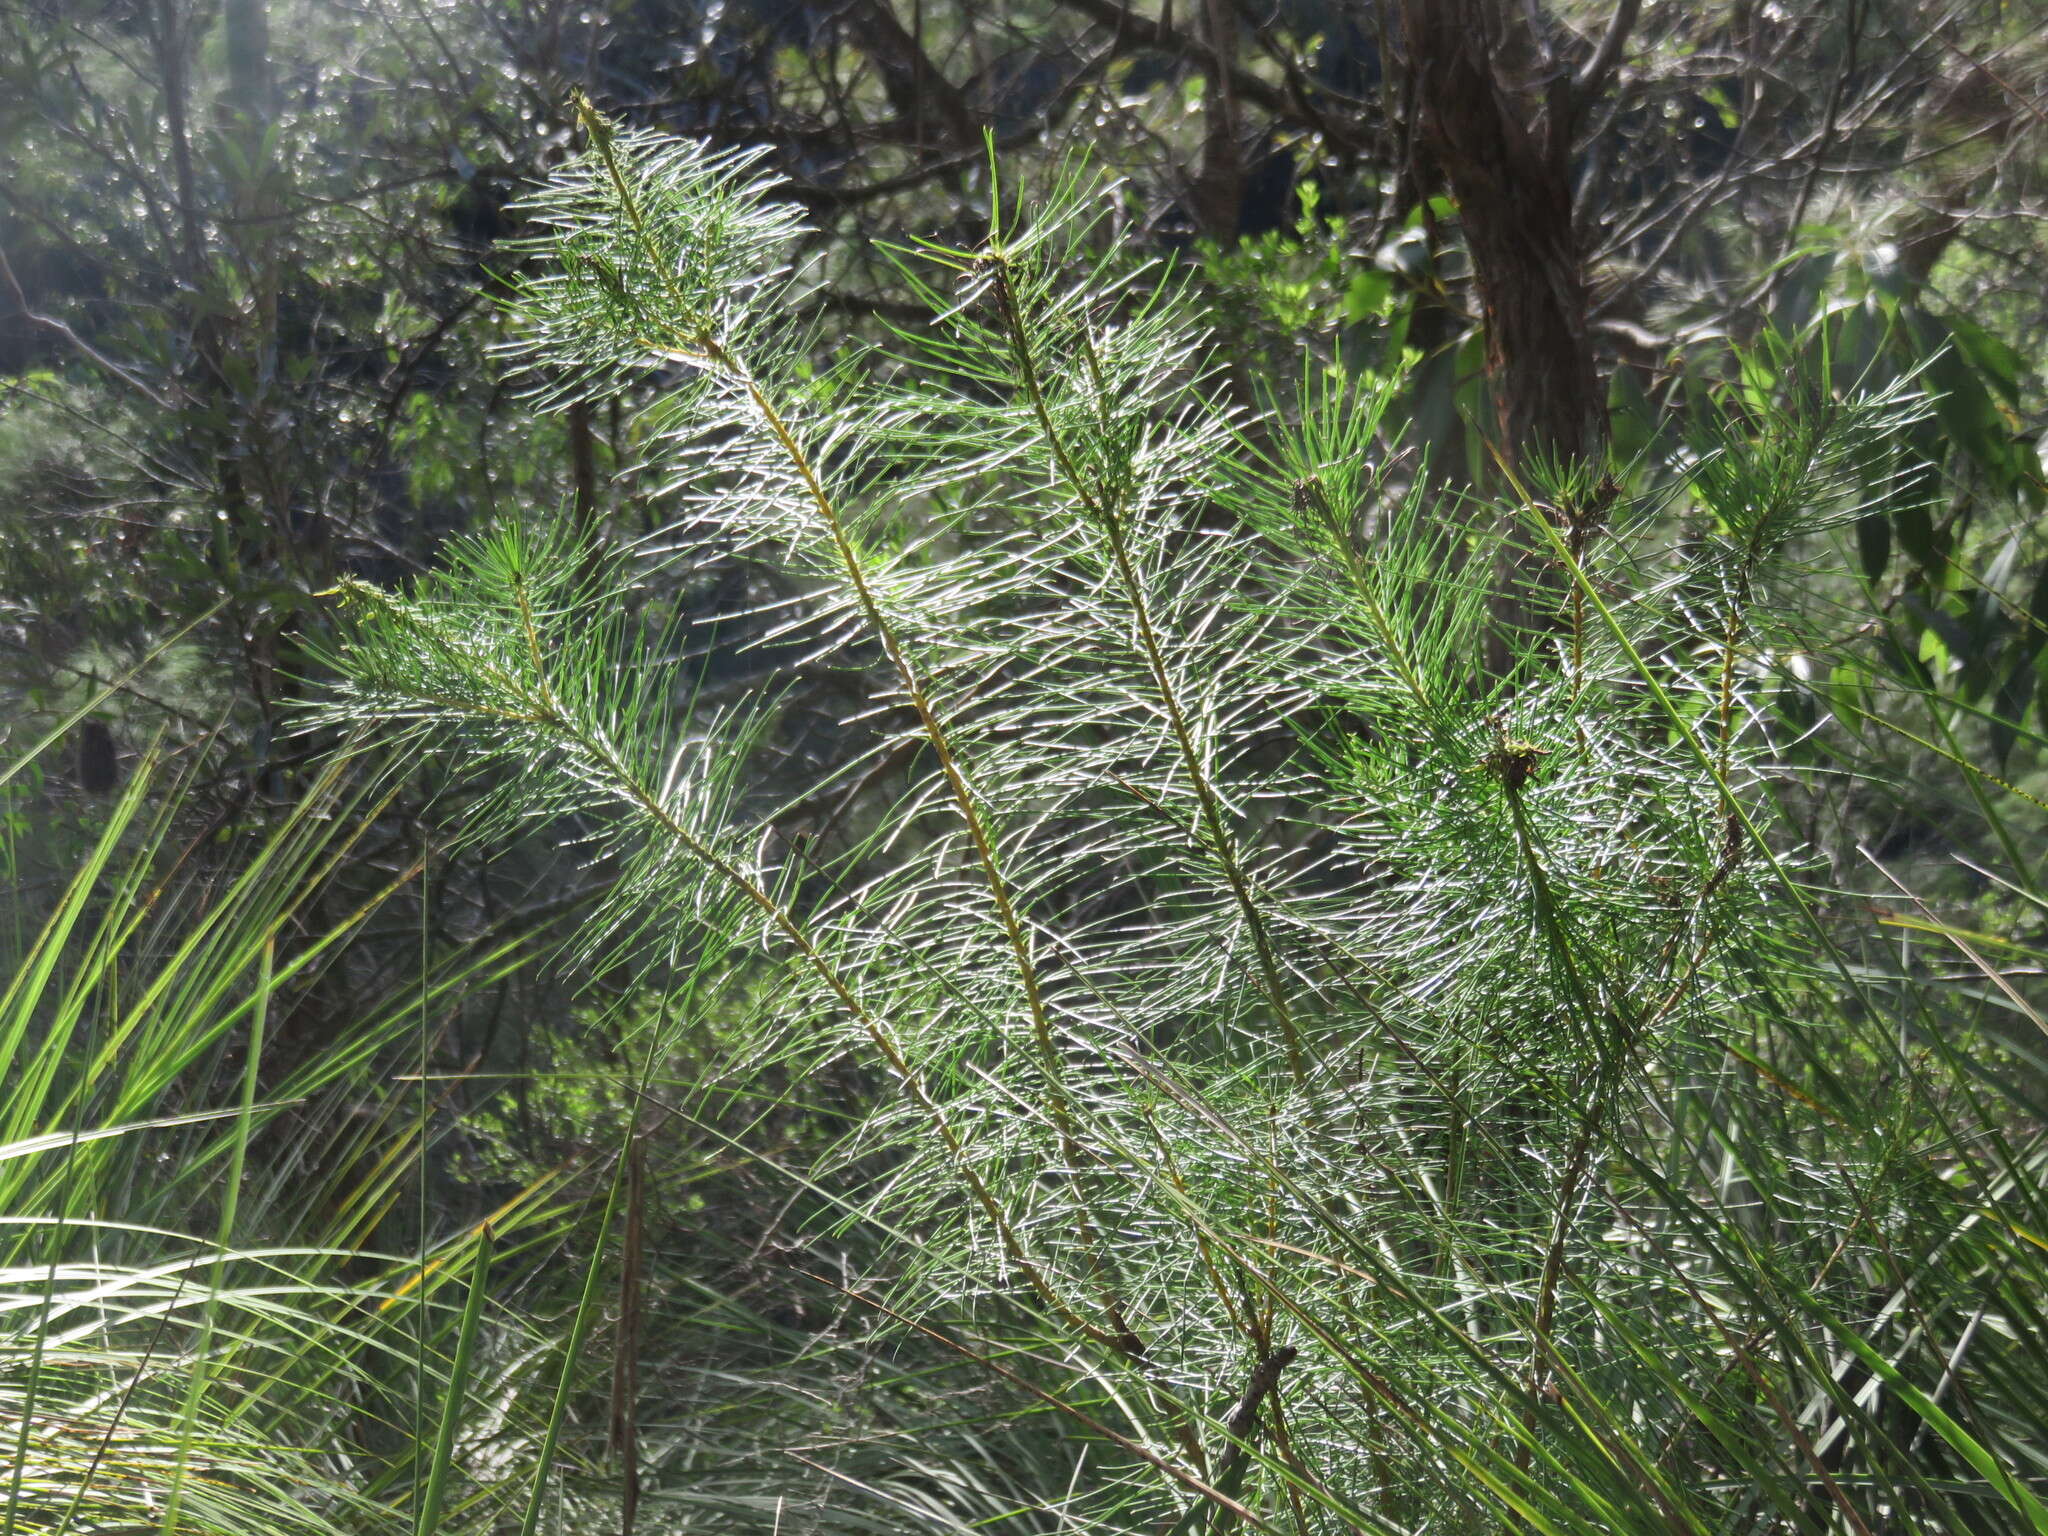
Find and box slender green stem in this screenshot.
[986,256,1308,1086]
[577,110,1116,1295]
[415,1223,493,1536]
[159,937,271,1536]
[411,625,1108,1343]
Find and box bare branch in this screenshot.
[0,243,171,409]
[1571,0,1641,110]
[1045,0,1294,119]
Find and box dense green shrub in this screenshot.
[309,120,2048,1533]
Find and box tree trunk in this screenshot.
[1398,0,1620,672]
[1191,0,1245,244]
[1400,0,1602,467]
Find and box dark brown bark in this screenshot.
[153,0,205,279]
[1189,0,1245,243]
[152,0,257,561]
[76,719,118,794]
[1398,0,1636,673]
[1399,0,1604,469]
[1173,1345,1297,1534]
[221,0,286,541]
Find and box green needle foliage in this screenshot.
[317,116,2048,1534]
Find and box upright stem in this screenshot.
[584,105,1066,1115]
[589,723,1108,1342]
[359,574,1105,1343]
[1715,605,1743,785]
[573,107,1146,1352]
[986,258,1308,1086]
[153,0,204,277]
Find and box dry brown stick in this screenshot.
[1166,1346,1300,1535]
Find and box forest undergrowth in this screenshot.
[7,117,2048,1536]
